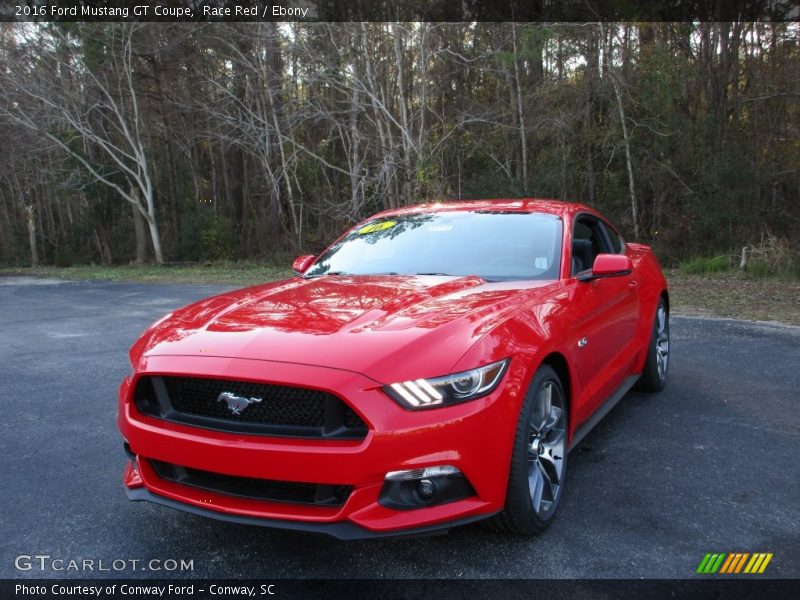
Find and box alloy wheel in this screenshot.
[656,305,670,381]
[527,381,566,517]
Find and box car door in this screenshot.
[565,215,639,424]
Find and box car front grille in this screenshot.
[134,376,368,439]
[149,460,352,507]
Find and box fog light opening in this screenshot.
[417,478,436,499]
[379,465,475,510]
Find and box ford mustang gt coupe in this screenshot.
[118,199,670,539]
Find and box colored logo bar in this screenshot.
[696,552,773,574]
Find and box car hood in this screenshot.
[135,275,557,382]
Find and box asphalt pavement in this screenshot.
[1,276,798,579]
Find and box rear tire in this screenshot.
[489,365,568,534]
[637,297,670,392]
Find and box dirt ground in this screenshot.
[667,270,800,326]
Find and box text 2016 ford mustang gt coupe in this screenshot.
[118,199,670,539]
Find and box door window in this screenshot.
[600,221,625,254]
[571,216,610,275]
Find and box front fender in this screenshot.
[447,308,571,489]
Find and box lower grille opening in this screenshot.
[149,460,352,507]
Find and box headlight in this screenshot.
[383,358,510,410]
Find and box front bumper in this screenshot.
[124,485,495,540]
[118,355,524,537]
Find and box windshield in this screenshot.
[304,211,562,281]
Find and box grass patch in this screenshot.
[745,259,800,280]
[678,255,731,275]
[679,250,799,280]
[0,261,293,286]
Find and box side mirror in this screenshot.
[577,254,632,282]
[292,255,316,274]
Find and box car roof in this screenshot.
[370,198,598,220]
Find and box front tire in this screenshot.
[637,297,670,392]
[490,365,568,534]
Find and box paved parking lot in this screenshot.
[1,277,798,578]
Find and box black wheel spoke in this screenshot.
[537,461,555,502]
[542,405,562,434]
[539,451,561,487]
[531,383,552,433]
[529,462,545,512]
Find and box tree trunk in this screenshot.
[511,23,529,194]
[393,24,413,204]
[146,214,164,264]
[25,204,38,267]
[92,229,112,265]
[131,198,147,264]
[131,184,163,264]
[600,23,639,239]
[349,80,362,217]
[584,27,599,204]
[611,74,639,239]
[361,23,394,210]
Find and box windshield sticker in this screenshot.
[535,257,548,269]
[358,221,397,235]
[427,224,453,232]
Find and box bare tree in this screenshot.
[599,22,640,239]
[0,23,164,262]
[1,22,797,267]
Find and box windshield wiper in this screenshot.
[303,271,349,279]
[416,271,496,282]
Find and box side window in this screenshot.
[571,216,610,275]
[601,222,625,254]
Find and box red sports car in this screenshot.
[118,199,669,538]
